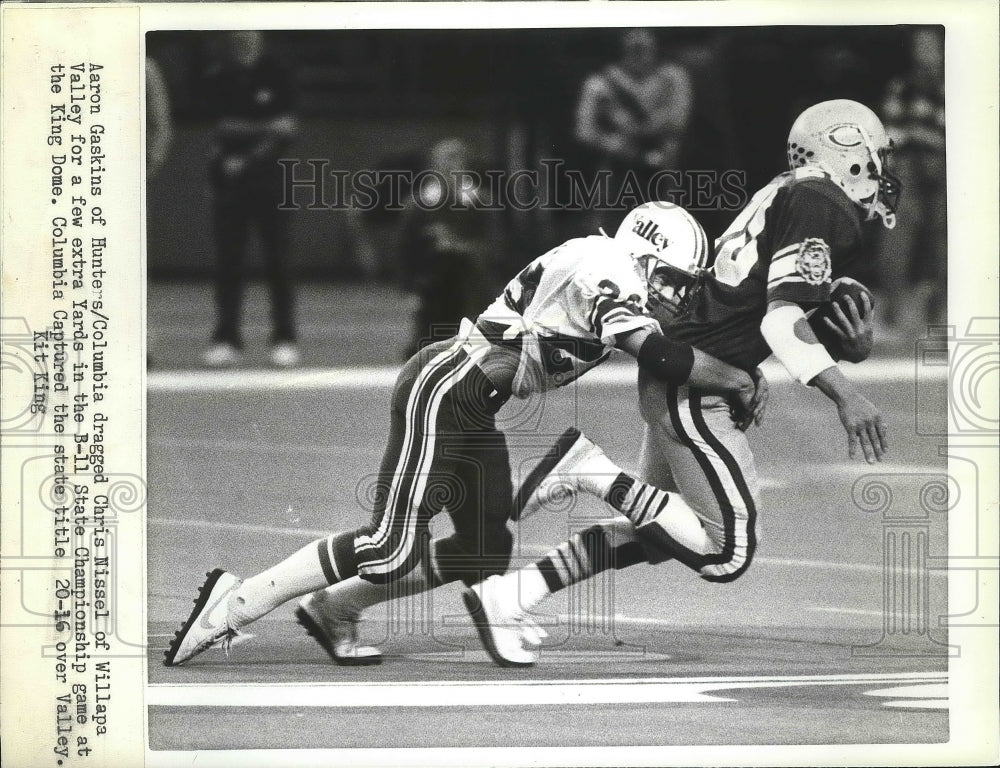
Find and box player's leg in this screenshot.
[633,379,761,582]
[496,415,688,618]
[638,415,680,493]
[296,376,514,663]
[515,424,704,537]
[476,386,761,666]
[209,191,248,352]
[510,380,759,590]
[223,367,426,631]
[164,340,470,665]
[256,193,297,349]
[432,423,515,586]
[306,369,531,665]
[431,378,541,666]
[291,397,421,667]
[296,564,430,667]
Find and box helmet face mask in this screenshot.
[638,256,702,316]
[613,201,709,317]
[869,145,902,227]
[787,100,903,229]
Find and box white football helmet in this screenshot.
[614,201,709,316]
[786,99,901,229]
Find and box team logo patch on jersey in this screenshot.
[795,238,832,286]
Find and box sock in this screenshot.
[229,534,353,628]
[603,473,674,527]
[512,565,551,612]
[576,451,625,499]
[532,524,619,597]
[317,568,433,617]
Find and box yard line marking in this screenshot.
[150,518,333,539]
[760,556,948,577]
[148,367,399,392]
[152,438,381,456]
[806,606,887,617]
[760,557,884,574]
[152,322,410,340]
[147,357,946,393]
[864,683,949,710]
[146,671,946,708]
[864,683,948,698]
[882,700,949,709]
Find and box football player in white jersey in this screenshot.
[163,202,764,667]
[460,100,896,667]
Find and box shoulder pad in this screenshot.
[786,175,861,225]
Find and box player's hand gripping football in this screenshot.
[732,367,768,431]
[822,289,874,364]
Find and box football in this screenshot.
[808,278,875,358]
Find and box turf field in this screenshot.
[146,282,950,758]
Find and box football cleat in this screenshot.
[513,427,608,521]
[163,569,243,666]
[295,591,382,667]
[518,614,549,648]
[462,575,538,668]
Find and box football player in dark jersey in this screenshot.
[464,100,897,666]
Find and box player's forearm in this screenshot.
[810,365,856,407]
[686,348,755,398]
[619,330,752,396]
[761,302,837,386]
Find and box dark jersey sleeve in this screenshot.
[764,179,863,308]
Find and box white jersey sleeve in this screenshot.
[479,235,658,396]
[568,244,656,344]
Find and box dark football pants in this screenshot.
[211,177,296,346]
[635,369,761,582]
[351,338,513,586]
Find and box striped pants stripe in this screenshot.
[350,338,511,585]
[637,370,761,582]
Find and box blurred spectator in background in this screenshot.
[202,30,300,368]
[876,27,947,336]
[146,55,173,370]
[146,56,173,178]
[675,34,739,242]
[398,138,492,358]
[573,28,693,232]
